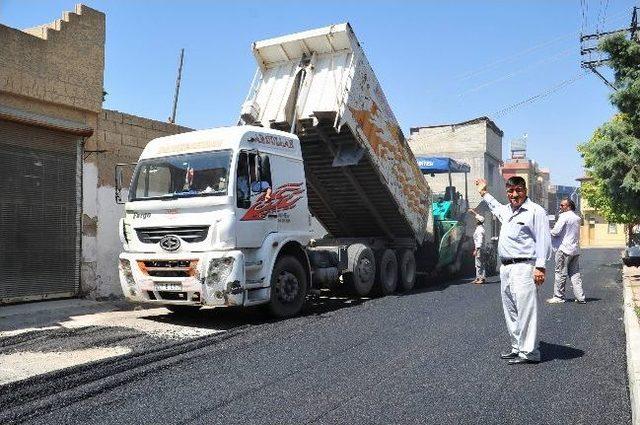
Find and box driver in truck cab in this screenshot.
[237,153,272,203]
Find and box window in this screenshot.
[236,151,272,209]
[608,223,618,234]
[130,150,231,201]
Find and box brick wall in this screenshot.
[0,4,104,114]
[95,109,193,186]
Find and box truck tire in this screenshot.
[267,255,308,318]
[344,243,376,296]
[166,305,201,315]
[398,249,416,292]
[374,249,398,295]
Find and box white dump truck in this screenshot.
[117,23,437,317]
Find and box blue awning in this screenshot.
[416,156,470,174]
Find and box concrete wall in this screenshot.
[83,110,192,298]
[408,119,505,239]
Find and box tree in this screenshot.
[577,34,640,242]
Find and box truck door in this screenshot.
[235,150,278,248]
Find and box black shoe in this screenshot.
[575,299,587,304]
[507,357,540,365]
[500,351,519,359]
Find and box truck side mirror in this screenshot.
[115,163,136,205]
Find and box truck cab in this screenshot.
[117,126,312,317]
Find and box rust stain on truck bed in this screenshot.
[348,103,430,218]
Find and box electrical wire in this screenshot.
[491,71,589,118]
[456,47,576,98]
[409,71,589,143]
[450,32,575,83]
[442,12,628,97]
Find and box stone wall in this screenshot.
[82,109,192,298]
[94,109,193,186]
[1,4,104,114]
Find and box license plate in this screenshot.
[155,283,182,291]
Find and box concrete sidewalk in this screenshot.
[624,265,640,425]
[0,298,136,334]
[0,298,225,386]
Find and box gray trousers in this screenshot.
[554,250,585,302]
[500,262,540,361]
[475,249,485,279]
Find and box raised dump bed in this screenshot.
[240,23,432,246]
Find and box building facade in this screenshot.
[0,5,191,303]
[576,177,625,247]
[500,139,551,210]
[408,117,505,239]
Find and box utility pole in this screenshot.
[169,48,185,124]
[579,7,639,90]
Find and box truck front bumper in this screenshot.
[118,251,245,307]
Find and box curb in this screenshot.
[623,266,640,425]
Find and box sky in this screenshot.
[1,0,635,186]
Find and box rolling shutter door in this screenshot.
[0,120,81,303]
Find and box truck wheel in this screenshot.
[166,305,201,315]
[268,255,308,318]
[398,249,416,292]
[344,243,376,296]
[374,249,398,295]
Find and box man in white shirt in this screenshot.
[476,176,551,365]
[547,199,586,304]
[470,212,486,284]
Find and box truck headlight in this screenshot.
[119,258,135,286]
[206,257,235,286]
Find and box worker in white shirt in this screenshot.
[469,210,486,284]
[476,176,552,365]
[547,199,586,304]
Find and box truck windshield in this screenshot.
[129,150,231,201]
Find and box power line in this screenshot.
[580,6,640,90]
[456,47,575,99]
[492,71,589,118]
[450,32,575,83]
[409,70,589,144]
[442,12,628,94]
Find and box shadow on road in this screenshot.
[141,291,376,330]
[141,305,271,330]
[140,272,497,330]
[540,341,584,363]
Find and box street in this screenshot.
[0,248,631,424]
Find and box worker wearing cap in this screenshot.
[470,210,486,284]
[476,176,551,365]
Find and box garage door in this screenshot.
[0,120,81,303]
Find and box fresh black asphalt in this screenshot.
[0,248,631,424]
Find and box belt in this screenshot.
[500,258,535,265]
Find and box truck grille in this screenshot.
[138,260,198,277]
[136,226,209,244]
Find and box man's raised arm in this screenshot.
[475,178,504,223]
